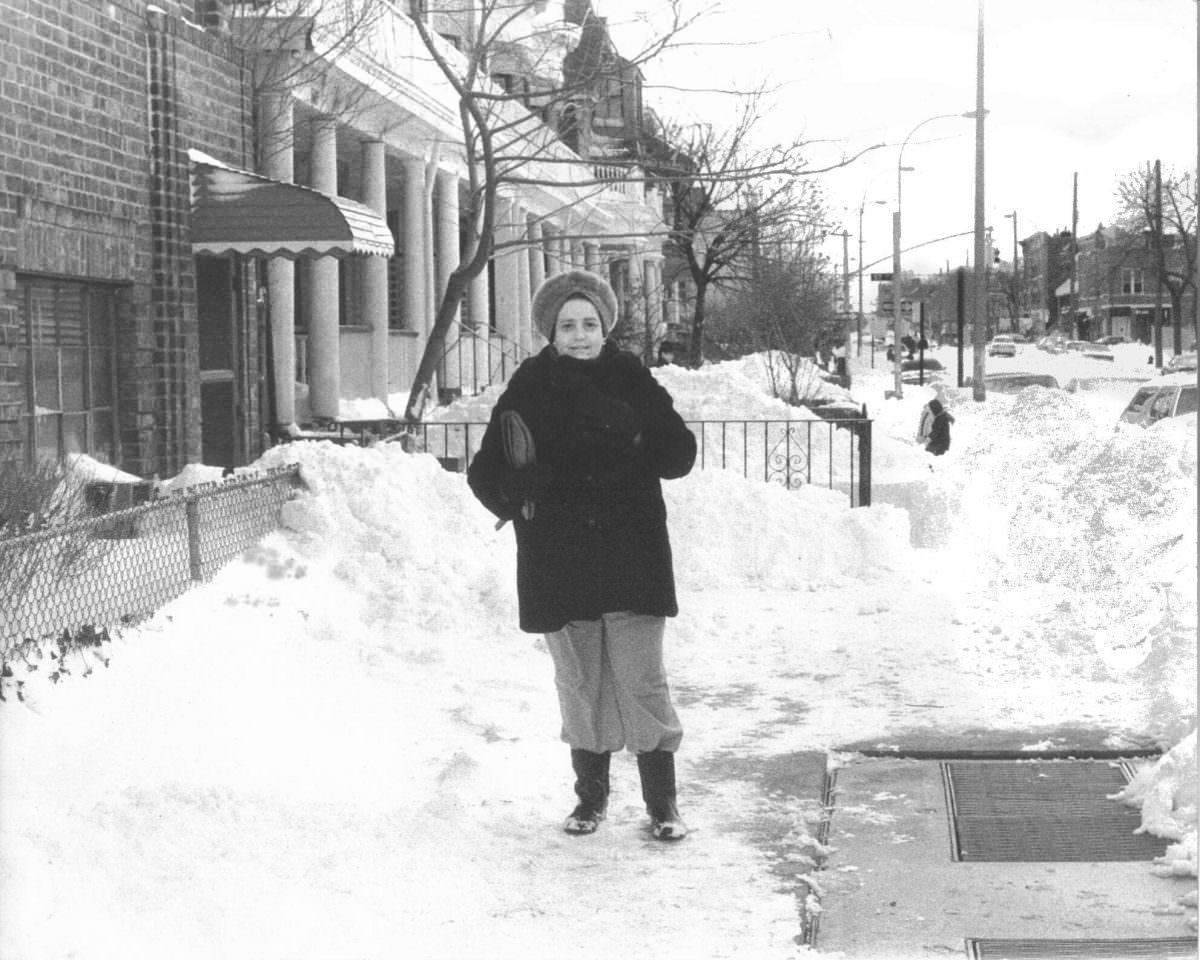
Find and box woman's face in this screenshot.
[553,296,605,360]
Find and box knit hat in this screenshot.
[531,270,619,343]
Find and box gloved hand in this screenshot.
[499,463,553,505]
[560,376,641,446]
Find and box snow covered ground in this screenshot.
[0,343,1195,960]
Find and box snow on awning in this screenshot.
[189,151,394,260]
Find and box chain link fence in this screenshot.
[0,465,303,658]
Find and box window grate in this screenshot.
[942,760,1169,862]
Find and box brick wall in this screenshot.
[0,0,253,474]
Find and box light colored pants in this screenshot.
[544,610,684,754]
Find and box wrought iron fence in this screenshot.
[0,465,303,651]
[399,414,873,507]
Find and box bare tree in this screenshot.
[705,226,837,403]
[397,0,697,421]
[1115,163,1198,352]
[655,97,880,367]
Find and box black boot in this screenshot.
[637,749,688,841]
[564,749,610,835]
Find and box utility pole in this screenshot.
[1069,173,1079,339]
[857,227,865,356]
[842,230,852,368]
[971,0,987,401]
[1154,159,1165,367]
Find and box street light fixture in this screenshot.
[891,111,977,398]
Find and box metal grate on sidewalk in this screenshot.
[942,760,1169,862]
[967,937,1199,959]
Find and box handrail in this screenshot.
[436,322,535,396]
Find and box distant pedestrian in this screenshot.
[467,270,697,842]
[923,398,954,456]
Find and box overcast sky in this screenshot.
[611,0,1196,281]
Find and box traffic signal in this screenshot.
[992,247,1001,265]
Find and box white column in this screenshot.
[527,215,546,294]
[541,225,559,277]
[493,196,521,347]
[262,93,296,427]
[362,140,389,405]
[571,240,586,270]
[584,240,601,274]
[645,258,663,341]
[666,280,681,328]
[554,231,570,275]
[402,157,427,338]
[468,248,489,391]
[628,247,646,356]
[515,206,532,355]
[308,116,340,420]
[435,169,461,392]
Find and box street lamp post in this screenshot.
[892,111,973,398]
[857,200,886,359]
[1003,210,1019,329]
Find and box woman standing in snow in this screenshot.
[467,270,697,841]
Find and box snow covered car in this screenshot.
[966,372,1060,394]
[1079,342,1114,362]
[1119,373,1199,426]
[987,335,1017,357]
[1164,351,1198,374]
[899,357,945,384]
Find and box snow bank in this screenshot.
[1117,730,1199,879]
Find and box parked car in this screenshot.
[964,372,1060,394]
[1119,373,1199,426]
[1008,333,1029,343]
[1164,352,1198,374]
[1065,374,1147,395]
[1079,342,1115,362]
[1095,335,1129,345]
[899,357,945,384]
[987,335,1017,358]
[1042,335,1069,354]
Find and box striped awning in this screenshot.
[189,153,394,259]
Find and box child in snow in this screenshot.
[467,270,697,841]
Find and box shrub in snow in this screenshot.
[0,457,116,701]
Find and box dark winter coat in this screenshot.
[925,399,954,456]
[467,342,696,633]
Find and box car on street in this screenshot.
[1119,373,1199,426]
[1040,334,1068,353]
[1065,374,1147,395]
[965,372,1060,394]
[987,335,1017,357]
[899,357,945,384]
[1164,351,1198,374]
[1079,342,1115,362]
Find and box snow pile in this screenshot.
[1117,731,1199,881]
[257,441,517,635]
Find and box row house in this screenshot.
[0,0,668,477]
